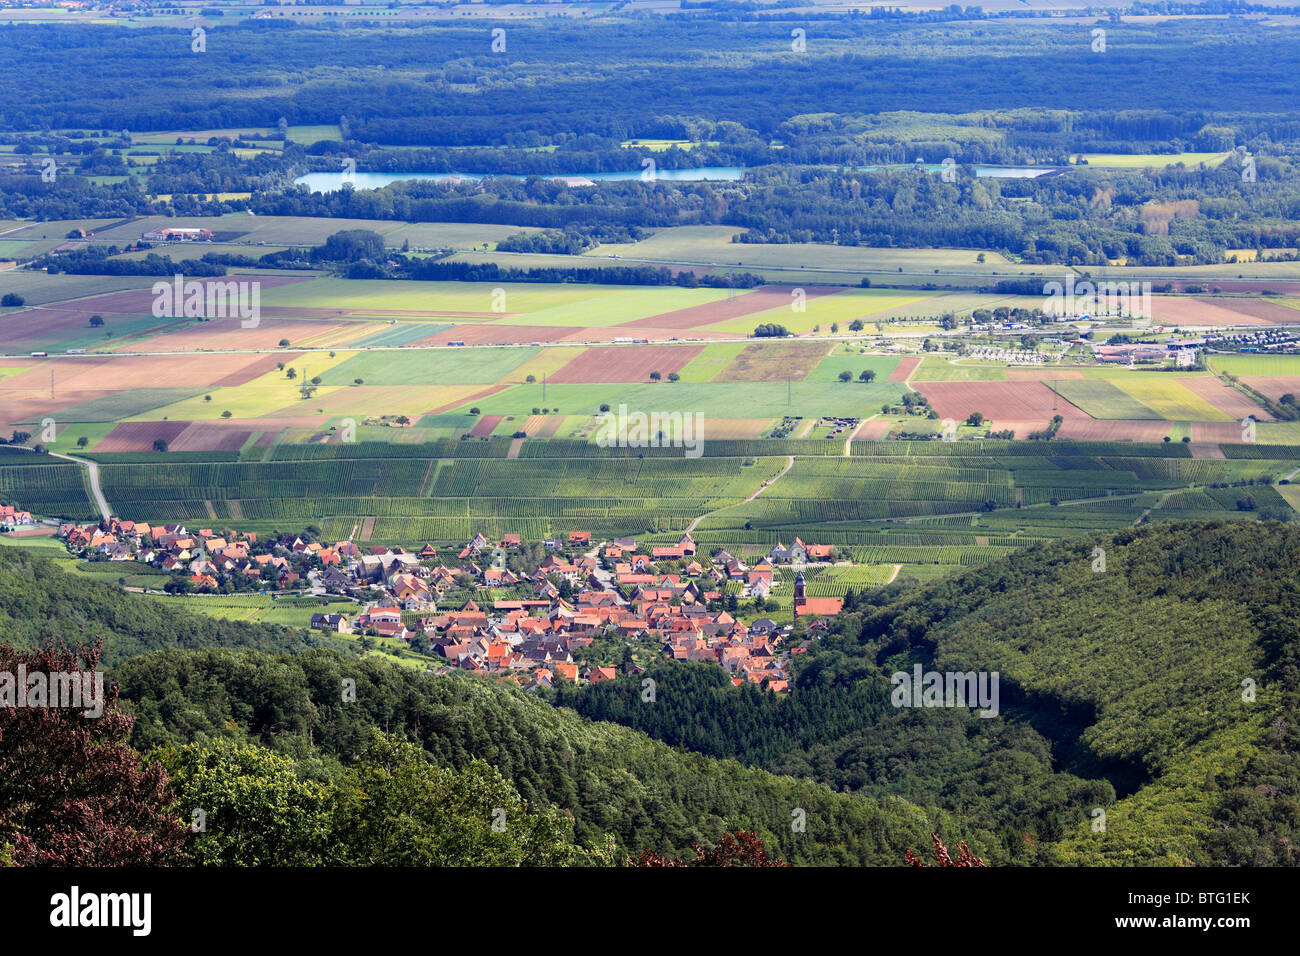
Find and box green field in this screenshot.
[912,357,1008,381]
[1212,354,1300,377]
[584,225,1041,275]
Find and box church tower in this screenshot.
[794,570,806,605]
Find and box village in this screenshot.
[51,517,854,694]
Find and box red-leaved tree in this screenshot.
[905,832,988,868]
[631,830,790,867]
[0,640,187,865]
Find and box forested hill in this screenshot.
[0,546,347,664]
[110,647,977,866]
[555,521,1300,866]
[0,544,978,864]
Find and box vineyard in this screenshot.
[2,438,1296,584]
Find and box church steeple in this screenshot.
[794,570,806,602]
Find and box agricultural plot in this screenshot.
[1147,295,1300,327]
[586,225,1035,275]
[548,345,704,384]
[12,388,207,425]
[715,342,832,382]
[1110,378,1231,421]
[889,356,922,382]
[349,323,454,347]
[1054,420,1175,442]
[700,288,936,336]
[813,350,902,385]
[525,286,741,328]
[0,271,159,311]
[612,285,837,333]
[319,347,539,387]
[673,342,750,382]
[916,381,1089,424]
[1071,152,1230,168]
[911,358,1008,382]
[286,125,342,145]
[1212,354,1300,378]
[1047,379,1162,420]
[1176,376,1273,420]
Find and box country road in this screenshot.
[685,454,794,534]
[48,450,110,521]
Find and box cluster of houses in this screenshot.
[56,518,851,692]
[0,505,34,529]
[58,518,336,592]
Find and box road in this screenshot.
[48,450,111,521]
[685,455,794,534]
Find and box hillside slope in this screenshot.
[558,521,1300,865]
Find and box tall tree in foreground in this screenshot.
[0,640,187,865]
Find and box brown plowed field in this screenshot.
[3,353,287,391]
[168,423,254,452]
[1149,297,1296,326]
[1192,421,1253,443]
[1193,298,1300,324]
[1054,420,1173,441]
[1178,377,1273,420]
[548,344,704,383]
[888,357,922,382]
[1242,377,1300,402]
[469,414,503,437]
[96,420,190,452]
[852,419,894,439]
[916,381,1089,424]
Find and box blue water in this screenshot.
[295,167,746,192]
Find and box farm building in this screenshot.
[142,227,215,241]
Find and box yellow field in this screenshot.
[1111,378,1231,421]
[509,347,588,383]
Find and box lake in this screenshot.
[295,167,747,192]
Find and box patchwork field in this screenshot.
[1109,378,1231,421]
[715,342,832,381]
[1047,379,1162,420]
